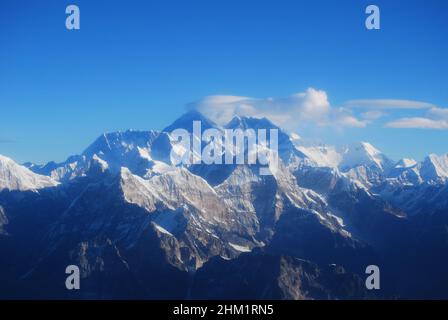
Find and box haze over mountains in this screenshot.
[1,111,447,299]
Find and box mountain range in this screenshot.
[1,110,447,299]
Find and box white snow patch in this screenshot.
[296,145,342,168]
[228,242,252,253]
[328,213,345,227]
[395,158,417,169]
[152,222,173,236]
[152,160,175,174]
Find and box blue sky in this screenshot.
[0,0,447,164]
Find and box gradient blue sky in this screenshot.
[0,0,447,164]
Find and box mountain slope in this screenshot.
[0,155,58,191]
[420,153,448,182]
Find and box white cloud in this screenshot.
[344,99,436,110]
[188,95,253,124]
[384,105,448,130]
[291,88,331,123]
[385,117,448,129]
[189,88,364,130]
[190,90,448,131]
[428,107,448,119]
[334,113,368,128]
[361,110,385,120]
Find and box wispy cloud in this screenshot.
[189,88,366,131]
[428,107,448,118]
[344,99,436,110]
[361,110,385,121]
[190,91,447,131]
[385,118,448,129]
[384,105,448,130]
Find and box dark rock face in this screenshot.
[191,252,372,300]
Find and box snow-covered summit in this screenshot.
[339,142,394,173]
[82,130,160,159]
[163,110,220,133]
[394,158,418,169]
[295,144,342,168]
[225,115,278,131]
[420,153,448,182]
[0,154,58,191]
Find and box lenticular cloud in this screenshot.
[189,88,365,131]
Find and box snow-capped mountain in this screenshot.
[295,144,342,168]
[1,110,448,299]
[420,153,448,182]
[382,153,448,187]
[163,109,220,133]
[337,142,394,187]
[292,141,396,188]
[339,142,394,173]
[395,158,418,169]
[27,130,178,182]
[386,158,421,185]
[293,141,394,173]
[0,155,58,191]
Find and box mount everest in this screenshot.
[1,110,448,299]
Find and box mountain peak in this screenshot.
[353,141,381,155]
[0,154,12,163]
[0,154,58,191]
[420,153,448,181]
[225,115,277,131]
[82,130,159,158]
[340,141,393,172]
[395,158,417,169]
[163,110,219,133]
